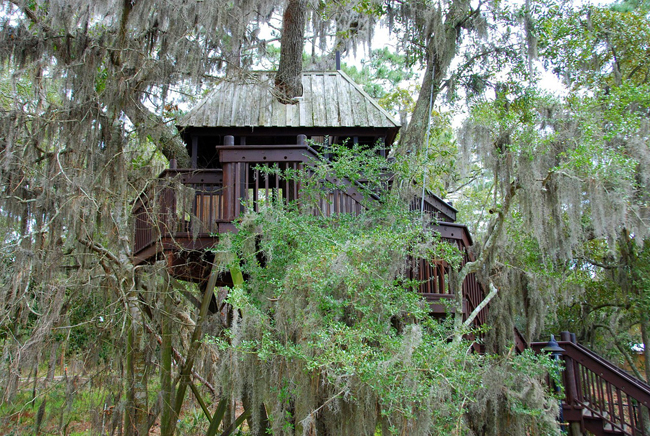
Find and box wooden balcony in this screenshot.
[132,168,231,266]
[132,144,372,268]
[132,143,486,320]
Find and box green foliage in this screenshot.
[0,378,114,435]
[538,3,650,90]
[342,48,417,119]
[206,145,558,434]
[218,206,482,433]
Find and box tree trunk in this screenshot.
[160,286,174,435]
[275,0,307,103]
[398,57,440,158]
[125,294,150,436]
[396,0,471,158]
[242,390,270,436]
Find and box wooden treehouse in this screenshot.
[132,71,650,436]
[132,70,486,327]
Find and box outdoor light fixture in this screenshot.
[542,334,565,358]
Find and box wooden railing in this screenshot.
[405,222,487,329]
[430,223,487,329]
[409,194,457,223]
[133,169,225,255]
[133,145,371,260]
[532,333,650,436]
[217,144,369,219]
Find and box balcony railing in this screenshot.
[133,169,226,257]
[132,145,374,261]
[405,222,487,328]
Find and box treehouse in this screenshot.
[132,70,485,326]
[131,71,650,436]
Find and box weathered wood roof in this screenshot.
[177,71,400,129]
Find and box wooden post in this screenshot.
[561,331,584,436]
[169,158,177,170]
[222,136,235,220]
[297,134,306,146]
[560,331,578,405]
[167,264,220,436]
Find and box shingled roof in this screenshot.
[177,71,400,130]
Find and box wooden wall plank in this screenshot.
[365,96,378,127]
[302,74,313,126]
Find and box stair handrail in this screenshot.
[532,336,650,435]
[531,340,650,407]
[565,341,650,406]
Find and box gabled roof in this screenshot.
[177,71,400,130]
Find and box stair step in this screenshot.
[582,414,626,436]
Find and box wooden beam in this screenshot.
[167,262,220,436]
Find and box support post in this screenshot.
[191,137,198,169]
[166,263,220,436]
[222,136,236,220]
[560,332,579,405]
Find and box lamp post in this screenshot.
[543,335,566,433]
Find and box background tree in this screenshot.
[452,0,650,375]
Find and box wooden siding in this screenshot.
[177,71,400,130]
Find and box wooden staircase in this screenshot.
[532,332,650,436]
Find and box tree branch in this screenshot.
[8,0,51,33]
[453,179,520,338]
[593,324,646,381]
[78,238,122,266]
[123,98,190,166]
[463,280,498,329]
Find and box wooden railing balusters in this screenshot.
[532,338,650,436]
[616,387,625,433]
